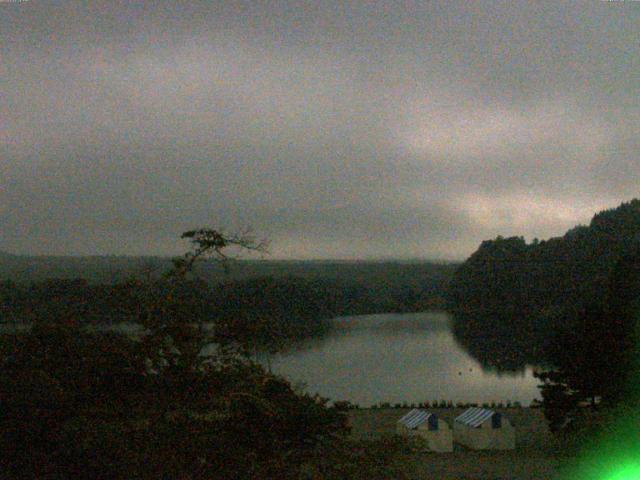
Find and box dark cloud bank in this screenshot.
[1,1,638,259]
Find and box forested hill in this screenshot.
[0,254,455,285]
[0,257,456,314]
[448,198,640,370]
[0,258,457,351]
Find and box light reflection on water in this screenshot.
[1,312,542,407]
[262,312,541,407]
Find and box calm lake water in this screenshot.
[263,312,541,407]
[1,311,541,407]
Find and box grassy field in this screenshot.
[348,407,563,480]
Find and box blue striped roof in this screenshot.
[397,409,433,429]
[455,407,495,428]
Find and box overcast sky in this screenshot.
[2,1,638,259]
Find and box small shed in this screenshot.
[396,409,453,452]
[453,407,515,450]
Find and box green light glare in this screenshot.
[559,305,640,480]
[604,462,640,480]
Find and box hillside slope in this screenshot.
[448,199,640,369]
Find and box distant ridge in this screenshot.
[0,251,458,286]
[0,252,454,263]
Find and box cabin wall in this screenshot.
[396,418,453,452]
[453,420,515,450]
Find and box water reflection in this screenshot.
[1,312,542,407]
[264,312,541,407]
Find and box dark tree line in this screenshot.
[448,199,640,369]
[535,244,640,432]
[1,267,453,354]
[448,199,640,433]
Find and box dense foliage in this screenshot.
[0,322,353,479]
[1,262,454,353]
[535,244,640,433]
[448,198,640,370]
[0,229,413,479]
[448,199,640,434]
[0,254,455,310]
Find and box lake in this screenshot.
[1,311,542,407]
[262,312,541,407]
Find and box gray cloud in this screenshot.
[1,1,638,259]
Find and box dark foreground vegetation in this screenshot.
[0,230,414,479]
